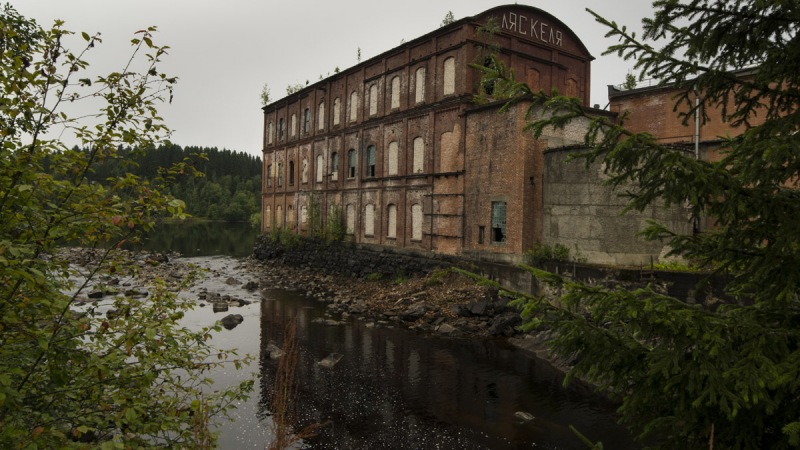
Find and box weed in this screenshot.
[392,269,408,285]
[524,243,571,265]
[425,267,452,286]
[365,272,383,282]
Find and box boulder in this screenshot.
[88,290,104,299]
[213,303,229,313]
[243,281,259,290]
[225,277,241,286]
[437,323,463,337]
[489,312,522,337]
[450,304,472,317]
[220,314,243,330]
[514,411,535,422]
[398,302,433,322]
[317,353,343,369]
[467,300,489,316]
[264,343,283,359]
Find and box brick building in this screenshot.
[261,4,689,265]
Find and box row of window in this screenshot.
[264,200,507,244]
[265,138,425,187]
[264,203,424,241]
[266,57,456,145]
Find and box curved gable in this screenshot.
[473,5,593,61]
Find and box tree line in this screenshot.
[81,144,262,221]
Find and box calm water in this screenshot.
[139,221,260,257]
[146,222,637,449]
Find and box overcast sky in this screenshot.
[11,1,657,158]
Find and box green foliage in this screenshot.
[652,260,702,272]
[324,202,346,243]
[441,10,455,27]
[524,243,570,265]
[306,188,323,238]
[269,226,300,250]
[357,47,361,63]
[425,267,453,287]
[392,270,408,285]
[286,83,303,95]
[622,71,638,90]
[473,1,800,448]
[249,212,261,229]
[260,83,271,106]
[365,272,383,282]
[0,8,253,448]
[471,16,503,105]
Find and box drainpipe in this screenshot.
[694,87,700,160]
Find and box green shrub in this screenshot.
[652,260,702,272]
[393,269,409,285]
[425,267,452,286]
[365,272,383,282]
[249,212,261,229]
[525,243,571,265]
[324,202,346,242]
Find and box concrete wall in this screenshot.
[541,146,693,265]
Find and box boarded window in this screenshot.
[279,119,285,140]
[333,98,340,125]
[276,205,283,227]
[265,206,271,228]
[387,204,397,238]
[412,137,424,173]
[364,204,375,236]
[348,149,356,178]
[391,76,400,109]
[527,68,540,92]
[268,122,273,144]
[349,91,358,122]
[411,204,422,241]
[318,102,325,130]
[287,205,294,227]
[566,78,578,97]
[301,206,308,225]
[316,155,323,183]
[415,67,425,103]
[304,108,310,133]
[366,145,376,177]
[291,114,296,136]
[288,161,294,186]
[491,202,506,244]
[387,141,398,176]
[346,204,355,234]
[369,84,378,116]
[267,164,272,187]
[443,57,455,95]
[301,158,308,183]
[277,162,283,187]
[331,152,339,181]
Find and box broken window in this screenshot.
[491,202,506,244]
[478,226,485,244]
[483,57,495,95]
[304,108,310,133]
[331,152,339,181]
[288,161,294,186]
[348,149,356,178]
[279,119,285,140]
[277,163,283,187]
[366,145,376,177]
[267,164,272,187]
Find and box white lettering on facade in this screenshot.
[500,12,563,47]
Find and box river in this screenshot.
[144,222,638,449]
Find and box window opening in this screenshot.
[304,108,310,133]
[478,226,485,244]
[277,162,283,187]
[279,119,285,140]
[366,145,376,177]
[331,152,339,181]
[491,202,506,244]
[289,161,294,186]
[348,149,356,178]
[267,164,272,187]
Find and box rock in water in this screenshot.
[317,353,343,369]
[220,314,244,330]
[398,302,433,321]
[264,343,283,359]
[213,303,229,313]
[225,277,241,285]
[489,312,522,337]
[514,411,535,422]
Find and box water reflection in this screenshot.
[257,289,637,450]
[139,221,259,257]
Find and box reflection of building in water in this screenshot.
[261,4,694,266]
[256,294,637,448]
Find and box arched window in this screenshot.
[318,102,325,130]
[288,161,294,186]
[277,162,283,187]
[304,108,310,133]
[443,57,455,95]
[268,122,274,144]
[349,91,358,122]
[415,67,426,103]
[348,149,356,178]
[301,206,308,226]
[291,114,297,136]
[413,137,424,173]
[266,164,272,187]
[316,154,323,183]
[265,205,271,228]
[391,76,400,109]
[387,141,398,176]
[366,145,376,177]
[301,158,308,183]
[364,204,375,236]
[333,98,340,125]
[565,78,578,97]
[387,204,397,238]
[346,204,355,234]
[411,204,422,241]
[276,205,283,227]
[369,84,378,116]
[331,152,339,181]
[279,118,285,140]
